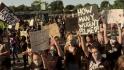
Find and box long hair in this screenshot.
[115,55,124,70]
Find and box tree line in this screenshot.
[8,0,124,14]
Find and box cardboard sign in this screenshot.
[0,3,19,25]
[65,17,79,32]
[48,23,60,37]
[107,9,124,24]
[77,6,99,35]
[20,31,28,37]
[29,29,49,52]
[15,23,20,30]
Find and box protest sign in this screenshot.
[65,17,79,32]
[0,3,19,25]
[77,6,99,35]
[107,9,124,24]
[15,23,20,30]
[29,29,49,52]
[20,31,28,37]
[29,19,34,26]
[48,23,60,37]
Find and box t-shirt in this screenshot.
[89,57,112,70]
[105,43,122,61]
[20,41,27,52]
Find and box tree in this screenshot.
[100,1,111,10]
[113,0,124,9]
[65,5,75,10]
[31,1,41,11]
[64,5,75,14]
[9,6,16,12]
[84,3,91,7]
[75,4,83,9]
[49,0,64,13]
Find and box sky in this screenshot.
[1,0,115,7]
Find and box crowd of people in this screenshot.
[0,15,124,70]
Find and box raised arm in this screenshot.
[117,24,122,44]
[82,36,89,57]
[103,23,109,44]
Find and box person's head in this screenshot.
[32,52,42,66]
[21,36,26,42]
[110,36,117,47]
[86,35,93,43]
[90,46,101,60]
[70,37,78,47]
[122,27,124,32]
[116,55,124,70]
[66,32,73,42]
[54,36,60,43]
[97,32,104,44]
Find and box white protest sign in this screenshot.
[15,23,20,30]
[20,31,28,37]
[77,6,99,35]
[107,9,124,24]
[29,19,34,26]
[0,3,19,25]
[29,29,49,52]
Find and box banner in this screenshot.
[77,6,99,35]
[0,3,19,25]
[29,29,49,52]
[107,9,124,24]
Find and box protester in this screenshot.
[30,52,44,70]
[121,27,124,54]
[20,36,28,68]
[0,40,11,70]
[49,36,64,70]
[64,32,82,70]
[9,33,20,64]
[115,55,124,70]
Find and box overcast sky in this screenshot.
[1,0,115,6]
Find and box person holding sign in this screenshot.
[20,36,28,68]
[64,32,82,70]
[79,31,112,70]
[103,23,122,70]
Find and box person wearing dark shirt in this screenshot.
[20,36,28,68]
[103,23,122,69]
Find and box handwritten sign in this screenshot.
[29,29,49,52]
[0,3,19,25]
[107,9,124,24]
[15,23,20,30]
[20,31,28,37]
[77,6,99,35]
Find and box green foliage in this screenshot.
[49,0,64,13]
[113,0,124,9]
[100,1,110,10]
[0,21,6,30]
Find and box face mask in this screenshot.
[110,39,116,45]
[33,60,41,66]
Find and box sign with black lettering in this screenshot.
[0,3,19,25]
[77,6,99,35]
